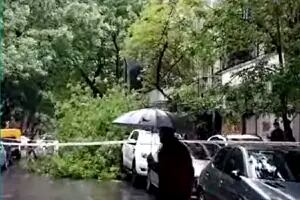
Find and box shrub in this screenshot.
[27,85,144,179]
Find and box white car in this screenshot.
[0,142,10,170]
[207,134,263,143]
[122,129,160,184]
[35,135,59,155]
[146,141,221,195]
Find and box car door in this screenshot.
[123,130,139,169]
[200,147,232,200]
[218,147,249,200]
[149,148,159,188]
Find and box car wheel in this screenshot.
[131,160,139,187]
[146,172,153,193]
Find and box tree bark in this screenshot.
[112,33,121,80]
[156,42,168,88]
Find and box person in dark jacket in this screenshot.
[157,127,194,200]
[269,122,284,141]
[281,119,295,142]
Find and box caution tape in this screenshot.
[1,139,300,147]
[1,140,127,147]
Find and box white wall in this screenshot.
[246,113,300,142]
[221,53,279,86]
[148,89,166,104]
[292,115,300,142]
[246,115,257,135]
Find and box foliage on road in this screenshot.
[26,86,144,179]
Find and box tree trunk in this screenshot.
[275,5,294,140]
[156,42,168,88]
[280,94,295,141]
[112,33,120,80]
[241,113,247,135]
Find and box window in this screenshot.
[203,143,221,158]
[210,136,224,141]
[213,147,231,170]
[247,149,300,182]
[186,143,210,160]
[224,148,245,175]
[130,131,139,141]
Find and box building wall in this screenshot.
[221,53,279,86]
[293,115,300,142]
[245,114,300,142]
[220,53,300,141]
[147,89,167,105]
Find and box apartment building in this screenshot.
[216,50,300,141]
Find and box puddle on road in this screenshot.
[1,166,155,200]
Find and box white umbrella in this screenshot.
[113,108,175,129]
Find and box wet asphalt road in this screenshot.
[1,166,155,200]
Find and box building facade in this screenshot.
[218,53,300,141]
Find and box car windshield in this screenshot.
[248,149,300,182]
[203,143,220,157]
[185,143,210,160]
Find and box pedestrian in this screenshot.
[156,127,194,200]
[5,121,10,128]
[269,122,284,141]
[284,120,296,142]
[27,135,37,160]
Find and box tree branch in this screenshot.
[93,57,104,83]
[161,54,184,81]
[78,67,103,97]
[153,4,176,96]
[156,42,168,87]
[155,85,172,101]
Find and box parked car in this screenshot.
[0,142,10,171]
[122,129,160,185]
[197,143,300,200]
[146,140,221,195]
[1,129,22,160]
[207,134,263,145]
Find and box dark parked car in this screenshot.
[198,143,300,200]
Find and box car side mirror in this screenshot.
[230,170,241,180]
[128,139,137,145]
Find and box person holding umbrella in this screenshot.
[149,127,194,200]
[114,108,194,199]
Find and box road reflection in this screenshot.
[1,166,155,200]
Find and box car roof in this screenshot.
[226,134,260,139]
[227,142,300,151]
[207,135,225,139]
